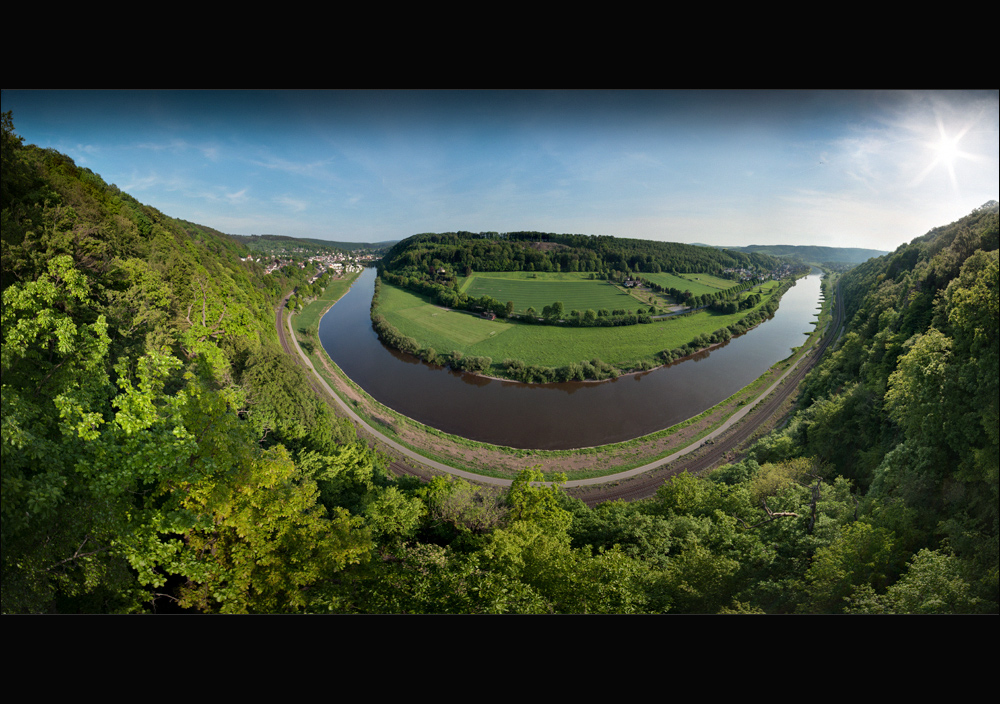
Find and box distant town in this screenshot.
[722,262,799,282]
[242,250,378,277]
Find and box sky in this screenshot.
[3,89,997,252]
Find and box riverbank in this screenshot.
[371,274,791,383]
[291,271,361,336]
[292,270,836,482]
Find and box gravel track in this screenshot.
[278,278,843,507]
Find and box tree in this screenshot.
[542,301,564,321]
[102,350,373,614]
[169,444,371,614]
[846,549,986,614]
[2,255,110,417]
[2,256,121,610]
[417,475,508,538]
[506,469,570,531]
[241,347,322,446]
[801,522,903,613]
[351,541,548,614]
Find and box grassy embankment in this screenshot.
[377,274,780,371]
[292,270,832,481]
[293,271,361,355]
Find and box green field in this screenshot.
[376,279,782,370]
[641,272,735,296]
[295,272,361,334]
[394,300,514,347]
[461,273,641,313]
[679,272,737,289]
[458,271,595,287]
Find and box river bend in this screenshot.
[320,268,822,450]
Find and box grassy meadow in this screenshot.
[460,272,642,313]
[641,272,734,296]
[295,271,361,335]
[377,277,782,370]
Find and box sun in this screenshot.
[914,116,976,190]
[932,132,961,169]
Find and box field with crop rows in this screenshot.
[462,273,641,313]
[641,272,734,296]
[376,280,783,370]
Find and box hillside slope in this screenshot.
[727,244,888,265]
[747,201,998,612]
[2,113,383,613]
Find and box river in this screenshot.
[319,268,823,450]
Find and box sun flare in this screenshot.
[932,133,961,168]
[913,117,978,190]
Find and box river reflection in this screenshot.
[320,268,822,450]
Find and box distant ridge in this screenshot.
[230,234,397,252]
[707,243,888,264]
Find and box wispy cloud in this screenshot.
[137,138,190,153]
[6,89,995,245]
[251,154,336,179]
[67,143,101,166]
[224,188,248,204]
[274,195,308,212]
[122,173,164,192]
[136,139,221,163]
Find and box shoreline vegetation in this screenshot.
[370,272,800,383]
[292,267,835,482]
[371,230,806,383]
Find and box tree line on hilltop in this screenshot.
[381,230,781,279]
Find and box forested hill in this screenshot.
[722,244,888,265]
[382,230,782,278]
[746,201,998,612]
[1,113,387,613]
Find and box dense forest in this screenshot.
[381,230,782,282]
[724,244,888,266]
[2,112,996,614]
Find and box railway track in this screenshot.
[279,277,844,504]
[568,278,844,506]
[275,293,440,480]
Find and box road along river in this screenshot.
[319,268,823,450]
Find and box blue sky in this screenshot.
[3,89,997,252]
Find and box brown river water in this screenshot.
[320,267,823,450]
